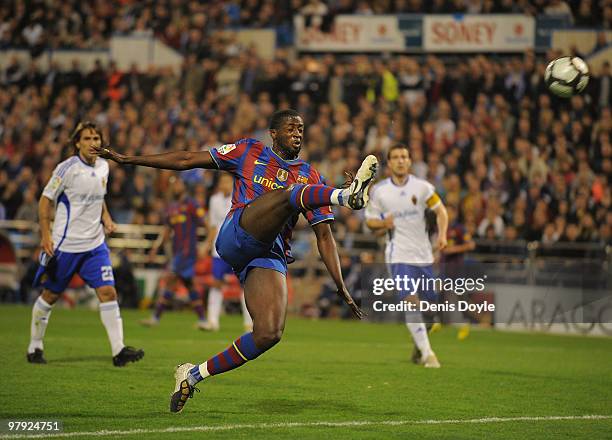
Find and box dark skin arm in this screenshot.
[313,221,365,319]
[94,146,219,171]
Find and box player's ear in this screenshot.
[269,129,277,142]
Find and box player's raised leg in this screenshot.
[239,154,378,243]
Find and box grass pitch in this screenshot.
[1,304,611,439]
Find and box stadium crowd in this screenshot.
[1,0,611,54]
[1,47,610,249]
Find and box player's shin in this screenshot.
[28,296,53,354]
[287,155,378,211]
[405,308,433,361]
[99,300,124,356]
[187,332,265,386]
[288,184,342,210]
[406,322,432,360]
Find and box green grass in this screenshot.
[1,304,611,439]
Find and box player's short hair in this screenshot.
[386,143,410,160]
[269,109,302,130]
[68,121,105,154]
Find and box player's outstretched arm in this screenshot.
[95,146,219,171]
[313,222,365,319]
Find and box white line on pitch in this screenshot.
[2,415,611,439]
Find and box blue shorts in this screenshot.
[172,255,196,279]
[215,207,287,284]
[212,257,233,281]
[390,263,438,302]
[34,242,115,294]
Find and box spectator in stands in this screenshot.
[0,6,609,273]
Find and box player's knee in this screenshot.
[41,290,60,305]
[253,326,284,350]
[97,286,117,302]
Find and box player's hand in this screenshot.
[93,145,124,163]
[338,287,366,320]
[435,236,447,252]
[103,219,116,235]
[41,235,54,257]
[383,215,394,230]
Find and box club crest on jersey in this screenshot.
[297,175,308,184]
[277,169,288,182]
[217,144,236,155]
[412,195,417,205]
[49,175,62,191]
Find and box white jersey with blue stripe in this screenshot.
[365,175,441,265]
[42,155,109,253]
[208,191,232,258]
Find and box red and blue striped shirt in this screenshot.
[166,197,205,261]
[210,138,334,262]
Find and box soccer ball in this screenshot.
[545,56,590,98]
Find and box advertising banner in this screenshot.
[423,14,535,52]
[295,15,405,52]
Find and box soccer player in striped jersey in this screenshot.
[140,175,208,329]
[365,143,448,368]
[97,109,378,412]
[201,172,252,332]
[27,122,144,367]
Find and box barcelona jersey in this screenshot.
[209,138,334,262]
[166,197,205,262]
[442,221,471,264]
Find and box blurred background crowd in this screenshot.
[0,0,610,255]
[1,53,610,248]
[1,0,611,53]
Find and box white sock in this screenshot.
[330,188,350,206]
[188,362,210,385]
[28,297,53,353]
[99,301,124,356]
[207,287,223,328]
[406,322,432,359]
[240,292,253,327]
